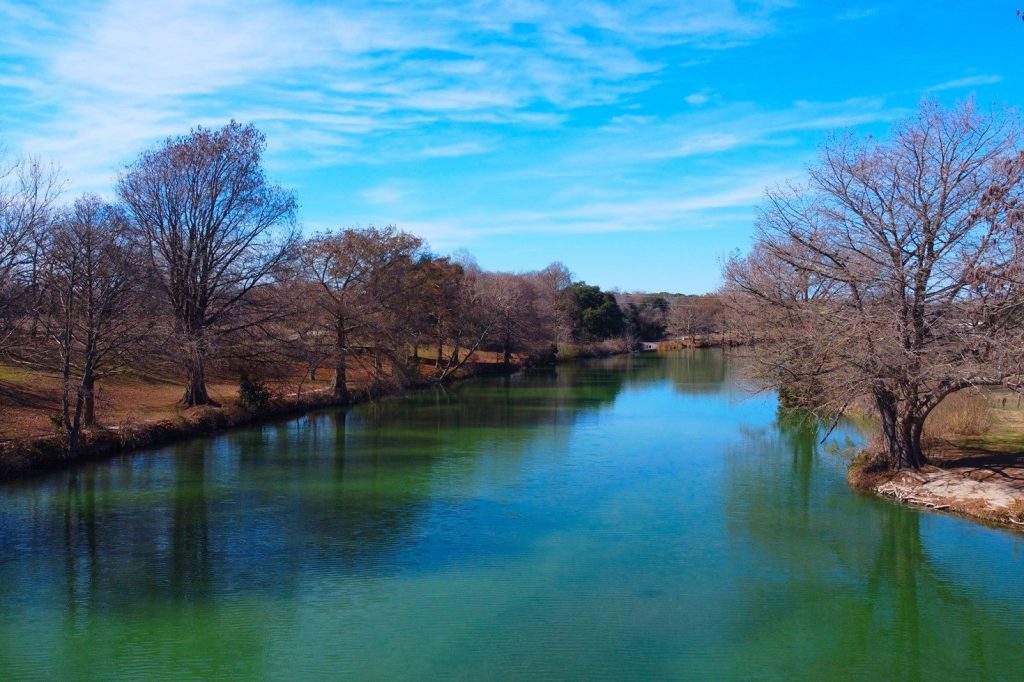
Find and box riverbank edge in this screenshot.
[0,360,523,484]
[0,343,640,484]
[0,342,728,484]
[848,451,1024,532]
[0,385,375,484]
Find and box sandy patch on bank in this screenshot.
[854,448,1024,529]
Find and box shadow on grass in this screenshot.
[0,380,55,410]
[933,448,1024,482]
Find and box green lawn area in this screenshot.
[958,388,1024,452]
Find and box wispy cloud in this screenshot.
[361,180,418,206]
[0,0,792,192]
[836,7,878,21]
[925,74,1004,92]
[382,95,904,251]
[416,142,493,159]
[366,167,796,249]
[571,96,901,165]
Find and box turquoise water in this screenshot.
[1,350,1023,680]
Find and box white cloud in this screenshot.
[51,0,309,97]
[673,132,743,156]
[0,0,793,193]
[374,168,795,248]
[925,74,1004,92]
[685,92,711,106]
[578,96,900,166]
[836,7,878,21]
[416,142,493,159]
[361,181,417,206]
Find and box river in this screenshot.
[1,350,1023,679]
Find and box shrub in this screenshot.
[238,374,272,411]
[526,344,558,368]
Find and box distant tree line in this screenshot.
[0,121,716,451]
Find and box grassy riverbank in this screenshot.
[0,341,640,482]
[0,389,349,482]
[0,354,513,482]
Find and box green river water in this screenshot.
[2,350,1023,680]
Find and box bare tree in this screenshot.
[536,262,573,345]
[669,295,723,343]
[38,196,143,453]
[416,255,467,377]
[0,154,62,350]
[479,271,549,371]
[432,255,505,381]
[303,226,424,400]
[277,274,334,392]
[117,122,297,406]
[723,100,1024,470]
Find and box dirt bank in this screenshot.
[850,448,1024,530]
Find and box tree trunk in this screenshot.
[448,339,461,380]
[58,292,80,457]
[68,388,86,458]
[333,320,350,402]
[876,393,927,469]
[82,373,96,426]
[333,356,349,401]
[60,369,77,458]
[182,341,216,406]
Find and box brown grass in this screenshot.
[0,349,440,444]
[0,365,335,442]
[0,348,536,481]
[847,449,893,489]
[955,388,1024,453]
[0,389,354,482]
[923,387,993,443]
[1008,499,1024,524]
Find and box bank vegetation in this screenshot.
[0,121,727,475]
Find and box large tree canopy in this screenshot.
[724,100,1024,469]
[117,121,297,406]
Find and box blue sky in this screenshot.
[0,1,1020,293]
